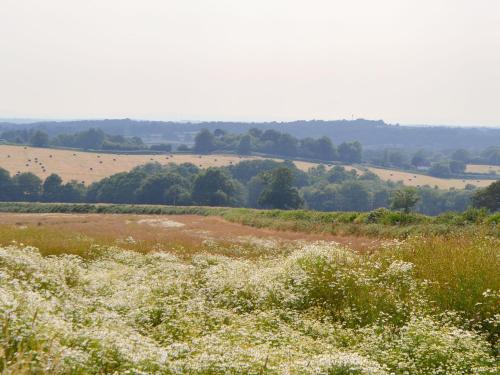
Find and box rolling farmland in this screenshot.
[0,145,497,189]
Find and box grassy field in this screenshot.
[1,144,497,189]
[0,202,498,239]
[0,208,498,374]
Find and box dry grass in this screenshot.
[365,166,496,189]
[0,213,380,258]
[466,164,500,174]
[0,145,338,184]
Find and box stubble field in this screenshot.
[1,145,497,189]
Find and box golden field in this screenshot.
[0,145,497,189]
[466,164,500,174]
[365,166,496,189]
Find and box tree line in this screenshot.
[192,128,362,163]
[0,160,497,214]
[0,128,172,152]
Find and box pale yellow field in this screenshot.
[466,164,500,174]
[366,166,496,189]
[0,145,496,189]
[0,145,333,184]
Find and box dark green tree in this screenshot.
[336,181,369,211]
[411,149,429,167]
[449,160,466,174]
[42,174,64,202]
[237,135,252,155]
[194,129,216,154]
[0,168,13,201]
[12,173,42,201]
[429,162,451,177]
[136,173,189,205]
[258,168,303,209]
[338,141,362,163]
[29,130,49,147]
[76,128,105,149]
[391,187,420,214]
[472,181,500,212]
[315,136,337,161]
[192,168,241,206]
[451,149,471,163]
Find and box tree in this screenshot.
[29,130,49,147]
[327,166,356,183]
[42,174,64,202]
[391,187,419,214]
[302,184,338,211]
[88,171,146,203]
[276,133,298,156]
[336,181,370,211]
[194,129,216,154]
[192,168,241,206]
[472,180,500,212]
[451,149,471,163]
[12,173,42,201]
[0,168,13,201]
[314,136,337,161]
[338,141,362,163]
[237,135,252,155]
[411,150,429,167]
[429,162,451,178]
[388,150,408,168]
[75,128,105,149]
[258,168,303,209]
[135,173,189,205]
[449,160,466,174]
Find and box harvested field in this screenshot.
[0,145,334,184]
[1,145,496,188]
[466,164,500,174]
[365,166,496,189]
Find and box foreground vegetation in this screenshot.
[0,230,498,374]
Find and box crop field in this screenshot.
[2,145,497,189]
[466,164,500,174]
[0,145,280,185]
[0,145,340,185]
[0,209,498,374]
[365,166,496,189]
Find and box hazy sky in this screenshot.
[1,0,499,126]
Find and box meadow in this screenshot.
[0,205,498,374]
[1,144,496,189]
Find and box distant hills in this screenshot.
[1,118,499,151]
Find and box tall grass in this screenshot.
[0,202,498,238]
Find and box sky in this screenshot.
[1,0,499,126]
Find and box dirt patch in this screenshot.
[136,218,185,228]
